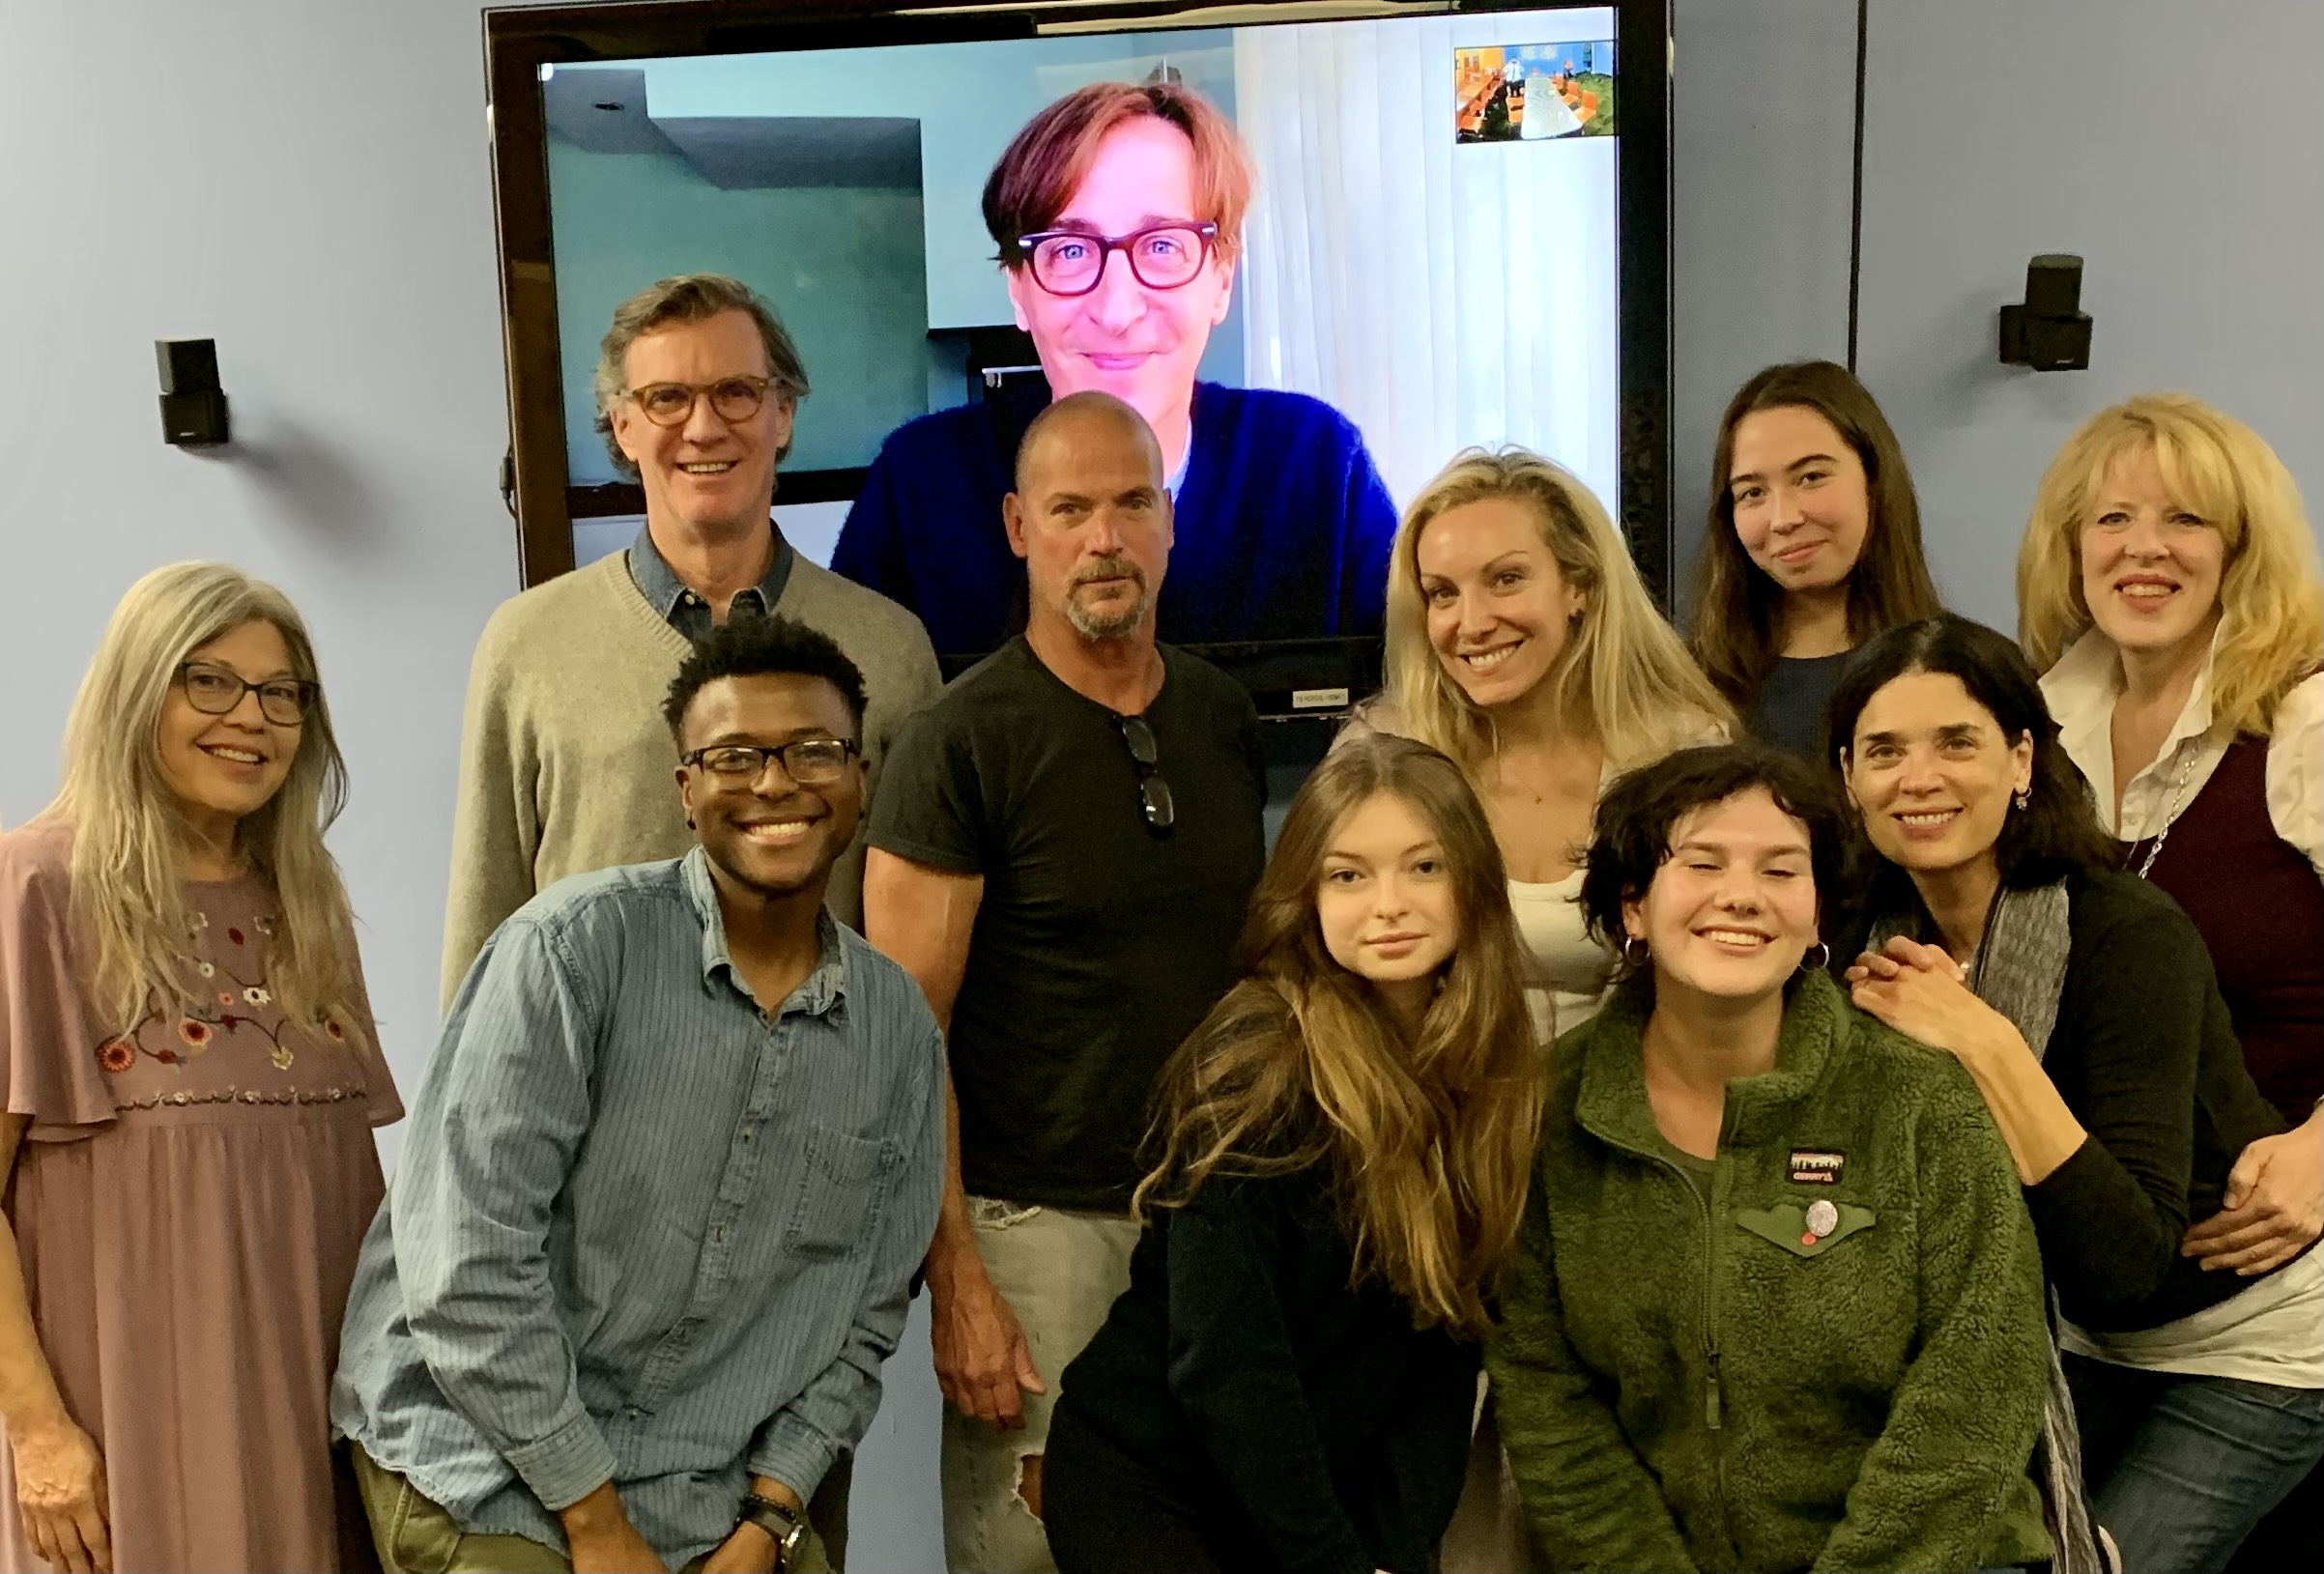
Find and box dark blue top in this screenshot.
[830,382,1398,654]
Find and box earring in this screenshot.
[2013,788,2030,811]
[685,816,696,830]
[1799,941,1832,972]
[1621,935,1650,966]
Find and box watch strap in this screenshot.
[738,1492,806,1567]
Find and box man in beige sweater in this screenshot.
[443,273,940,1006]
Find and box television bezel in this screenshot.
[481,0,1676,601]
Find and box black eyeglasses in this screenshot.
[625,375,774,428]
[1114,714,1175,836]
[682,738,858,787]
[1015,222,1219,298]
[176,662,316,726]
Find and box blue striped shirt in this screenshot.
[330,848,944,1565]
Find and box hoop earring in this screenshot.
[2013,788,2030,811]
[1621,935,1650,967]
[1800,941,1832,972]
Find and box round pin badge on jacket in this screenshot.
[1805,1198,1839,1240]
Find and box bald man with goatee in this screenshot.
[862,394,1267,1571]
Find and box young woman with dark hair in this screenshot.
[1042,734,1543,1574]
[1487,741,2054,1573]
[1832,614,2324,1572]
[1690,360,1945,757]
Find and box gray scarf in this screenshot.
[1870,878,2112,1573]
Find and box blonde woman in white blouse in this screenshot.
[2021,393,2321,1278]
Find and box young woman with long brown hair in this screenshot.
[1041,734,1543,1574]
[1690,360,1944,756]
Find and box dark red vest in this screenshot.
[2138,736,2324,1123]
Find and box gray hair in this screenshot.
[46,562,367,1046]
[591,273,812,476]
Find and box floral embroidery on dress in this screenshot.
[94,901,354,1083]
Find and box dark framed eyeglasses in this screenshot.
[625,375,774,428]
[1015,221,1219,298]
[682,737,858,787]
[1114,713,1175,836]
[176,662,316,726]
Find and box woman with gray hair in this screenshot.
[0,563,401,1572]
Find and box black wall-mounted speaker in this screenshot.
[158,339,231,445]
[1999,255,2092,372]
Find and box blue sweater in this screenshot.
[830,382,1398,653]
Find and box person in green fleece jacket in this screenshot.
[1486,742,2054,1573]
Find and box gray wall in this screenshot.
[1851,0,2324,630]
[0,0,509,1144]
[1671,0,2324,625]
[5,6,2317,1574]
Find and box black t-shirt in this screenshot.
[867,638,1267,1208]
[1748,651,1852,760]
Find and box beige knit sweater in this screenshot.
[440,549,940,1006]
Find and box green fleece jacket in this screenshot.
[1486,970,2052,1574]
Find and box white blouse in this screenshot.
[2041,628,2324,886]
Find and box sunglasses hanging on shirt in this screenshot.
[1113,713,1175,836]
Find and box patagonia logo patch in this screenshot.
[1789,1150,1846,1186]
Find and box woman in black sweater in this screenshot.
[1043,734,1544,1574]
[1830,615,2322,1573]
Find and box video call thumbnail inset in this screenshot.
[541,5,1623,651]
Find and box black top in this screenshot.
[865,638,1267,1207]
[1748,651,1852,759]
[2012,869,2288,1331]
[1055,1161,1478,1574]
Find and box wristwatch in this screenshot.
[738,1491,808,1570]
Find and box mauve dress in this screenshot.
[0,816,402,1573]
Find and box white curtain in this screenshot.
[1232,15,1621,513]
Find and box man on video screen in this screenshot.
[832,79,1398,654]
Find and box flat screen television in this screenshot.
[483,0,1673,665]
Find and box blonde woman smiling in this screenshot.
[1362,446,1730,1040]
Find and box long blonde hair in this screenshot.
[45,563,365,1041]
[1134,736,1544,1336]
[1385,447,1732,777]
[2020,393,2323,737]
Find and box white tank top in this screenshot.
[1508,870,1617,1044]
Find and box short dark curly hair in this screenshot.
[662,615,867,742]
[1577,742,1854,959]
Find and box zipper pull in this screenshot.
[1705,1353,1724,1431]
